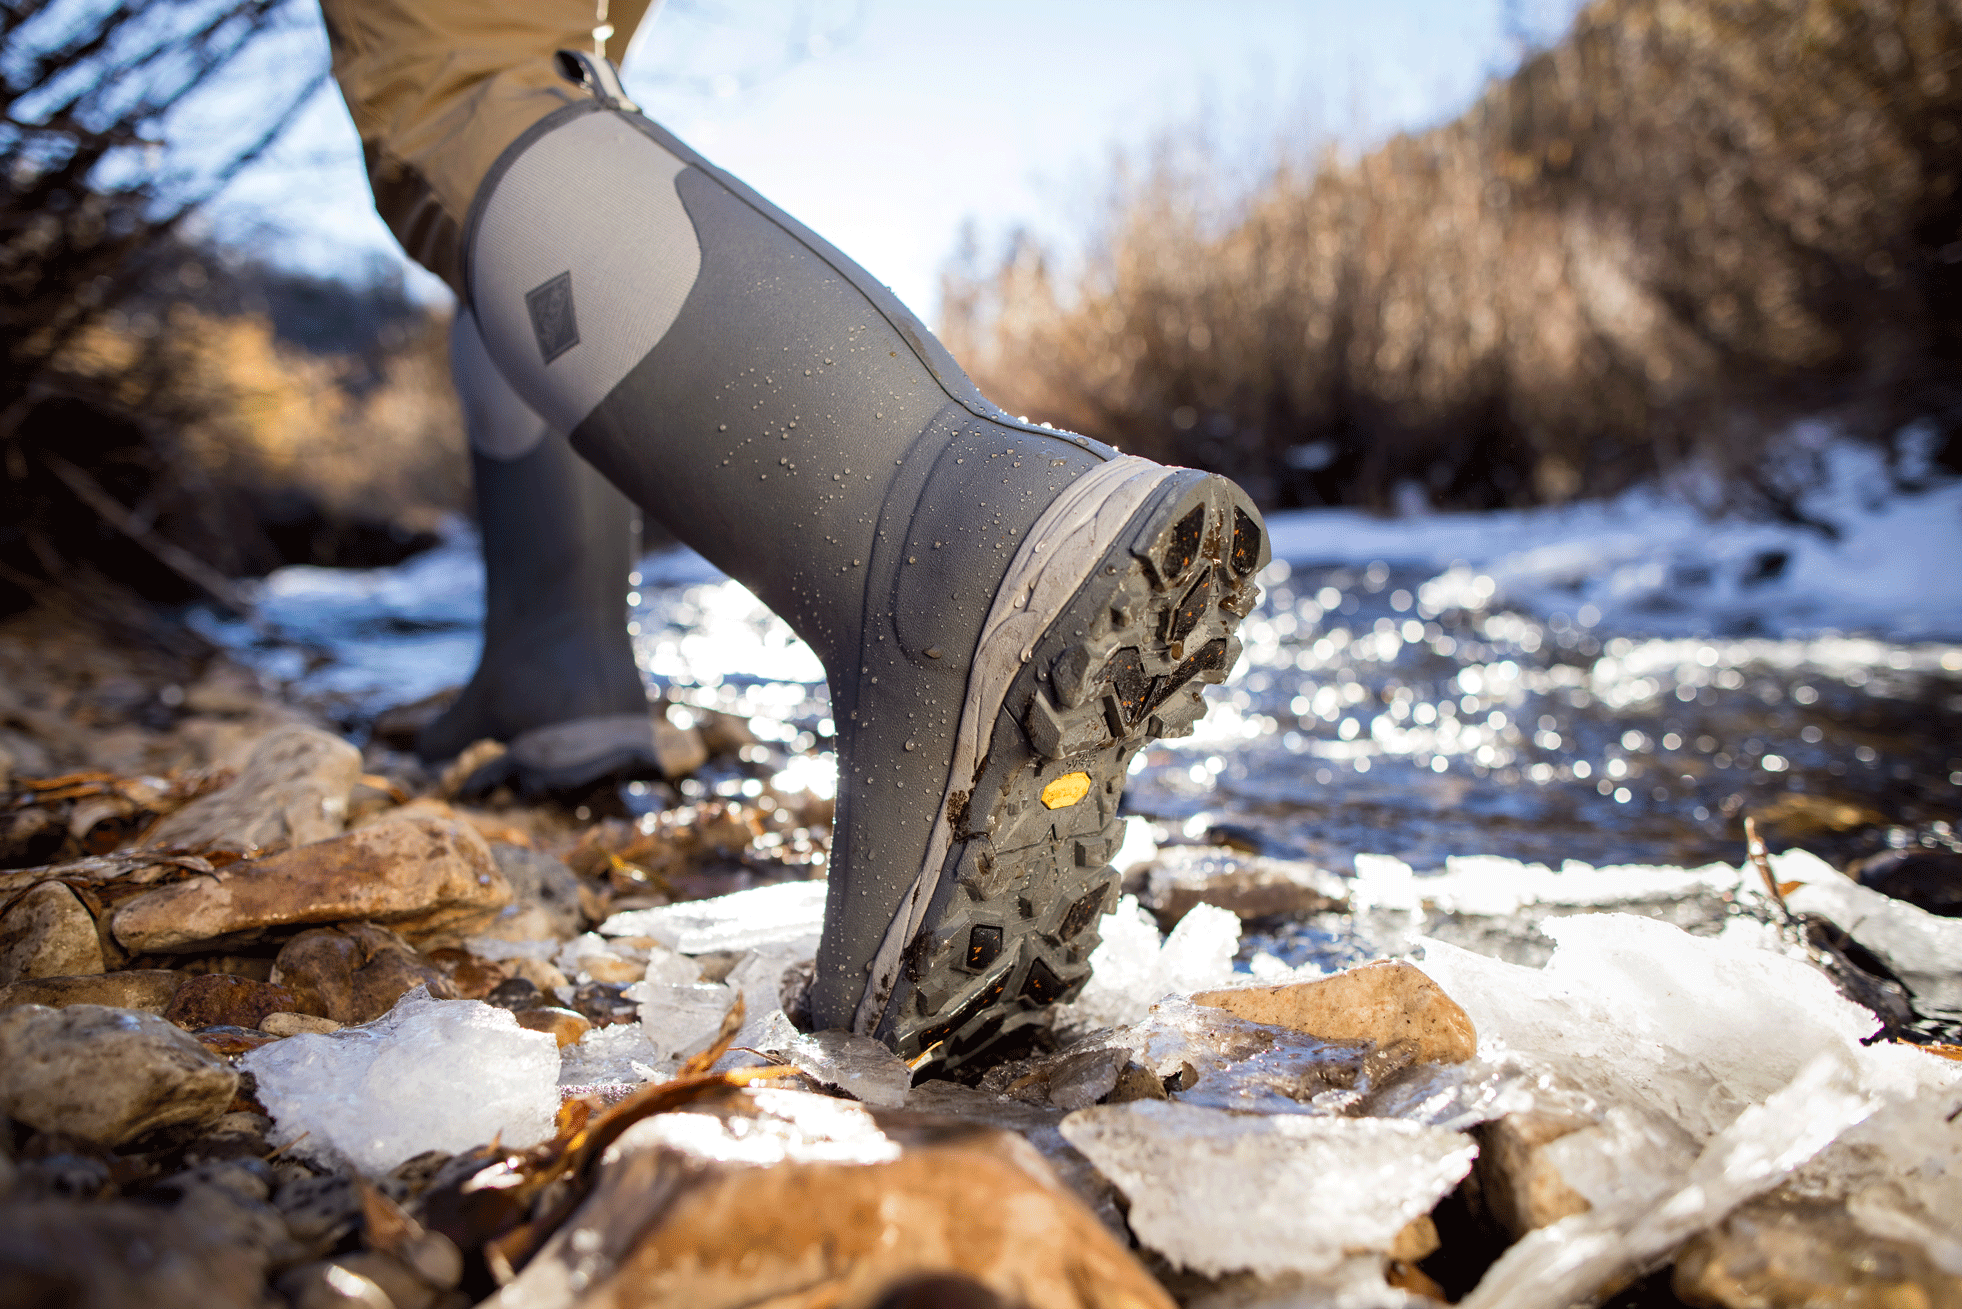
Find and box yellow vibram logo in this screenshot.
[1040,771,1092,809]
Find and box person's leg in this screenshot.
[422,315,655,796]
[320,0,1268,1066]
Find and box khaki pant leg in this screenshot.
[319,0,657,293]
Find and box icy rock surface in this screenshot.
[1061,1099,1477,1278]
[1066,896,1240,1029]
[1776,847,1962,1012]
[243,989,558,1174]
[758,1011,911,1107]
[597,880,827,954]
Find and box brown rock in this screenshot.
[501,1087,1174,1309]
[1473,1108,1594,1239]
[0,969,186,1013]
[143,724,363,855]
[1191,961,1477,1065]
[1140,848,1348,927]
[0,881,105,984]
[193,1025,282,1056]
[111,816,512,954]
[512,1005,591,1048]
[259,1011,341,1036]
[271,922,457,1024]
[0,1003,238,1146]
[1674,1197,1962,1309]
[163,973,299,1030]
[422,946,508,999]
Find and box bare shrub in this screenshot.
[944,0,1962,515]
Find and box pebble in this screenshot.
[0,880,105,984]
[261,1011,342,1037]
[485,976,543,1011]
[568,979,639,1026]
[0,1003,238,1146]
[0,968,187,1013]
[111,815,512,955]
[142,724,362,855]
[1191,961,1478,1065]
[512,1005,592,1048]
[1471,1107,1595,1239]
[164,973,300,1030]
[271,922,457,1024]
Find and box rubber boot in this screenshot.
[418,312,657,797]
[462,57,1269,1067]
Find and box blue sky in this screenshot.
[205,0,1584,321]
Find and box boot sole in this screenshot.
[860,465,1269,1070]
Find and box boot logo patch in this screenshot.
[524,270,581,364]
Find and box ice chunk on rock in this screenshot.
[758,1011,911,1107]
[1417,913,1878,1141]
[597,880,826,954]
[1776,847,1962,1011]
[1060,1100,1477,1278]
[1461,1053,1877,1309]
[1066,896,1240,1029]
[243,989,558,1174]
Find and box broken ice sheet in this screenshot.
[1060,1099,1477,1279]
[1066,896,1241,1029]
[758,1010,911,1107]
[1776,847,1962,1012]
[597,879,826,954]
[1415,912,1879,1142]
[243,989,559,1175]
[1461,1052,1877,1309]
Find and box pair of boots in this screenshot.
[420,55,1268,1067]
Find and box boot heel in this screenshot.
[882,474,1268,1069]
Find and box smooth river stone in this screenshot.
[0,881,105,984]
[0,1003,238,1146]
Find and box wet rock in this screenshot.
[485,976,542,1011]
[512,1005,591,1048]
[0,881,104,984]
[482,842,585,940]
[0,1003,237,1146]
[171,1111,275,1166]
[1854,846,1962,918]
[422,946,508,999]
[262,1011,343,1037]
[502,1086,1174,1309]
[1471,1107,1595,1239]
[272,922,457,1024]
[193,1024,283,1056]
[569,979,639,1027]
[1673,1196,1962,1308]
[1138,847,1348,927]
[0,1194,274,1309]
[1191,960,1478,1065]
[164,972,299,1030]
[280,1253,442,1309]
[275,1172,363,1249]
[144,723,362,855]
[0,967,186,1013]
[112,815,512,954]
[979,1044,1131,1111]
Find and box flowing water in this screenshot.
[198,488,1962,1022]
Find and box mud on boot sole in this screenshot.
[876,471,1268,1071]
